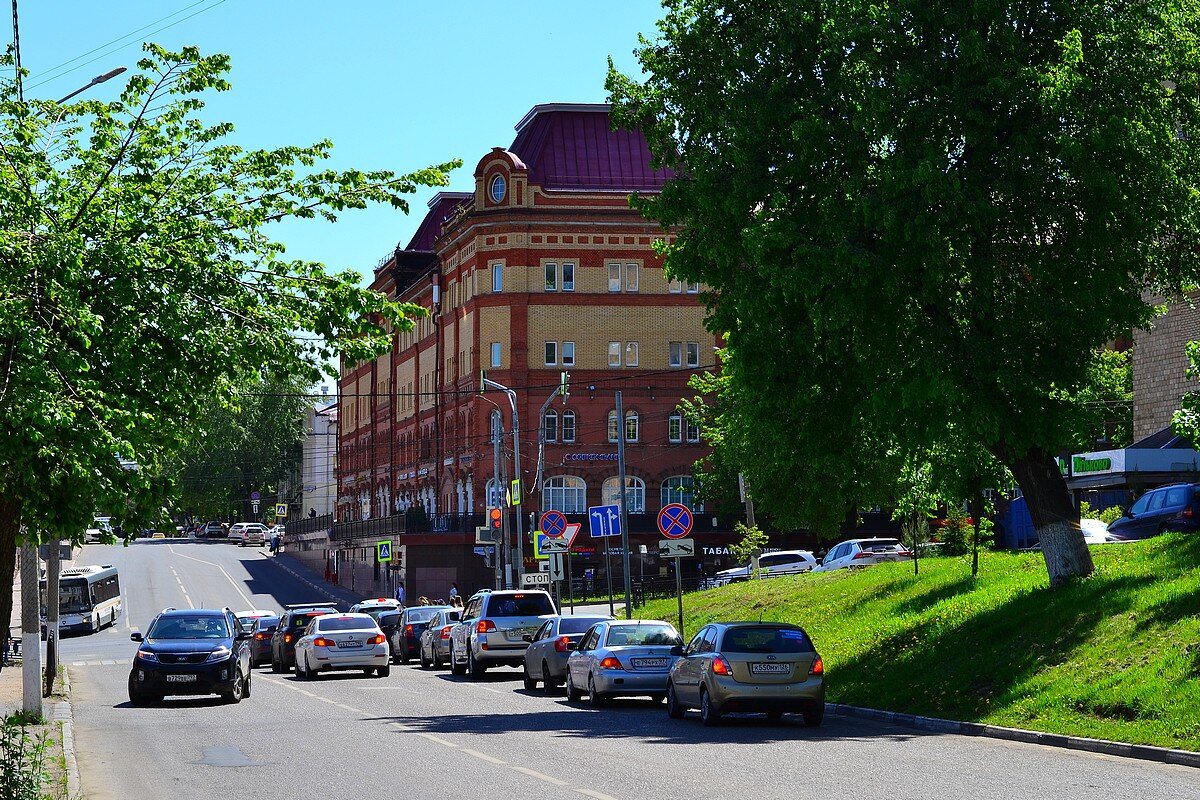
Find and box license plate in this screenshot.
[338,640,362,648]
[633,657,668,668]
[750,662,791,674]
[166,674,197,683]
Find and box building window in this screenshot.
[562,262,575,292]
[603,476,646,514]
[491,263,503,293]
[543,476,586,514]
[661,475,701,511]
[485,477,504,508]
[686,418,701,443]
[625,341,639,367]
[608,341,621,367]
[668,412,683,443]
[607,263,621,292]
[669,342,682,368]
[625,410,639,442]
[545,341,558,366]
[625,263,639,292]
[607,410,618,442]
[668,278,682,294]
[489,173,507,203]
[686,281,700,293]
[490,342,501,368]
[545,410,558,443]
[686,342,701,368]
[562,341,576,367]
[562,410,576,443]
[545,262,558,292]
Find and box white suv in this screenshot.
[814,538,911,572]
[228,522,266,545]
[449,590,556,679]
[712,550,817,585]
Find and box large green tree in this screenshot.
[0,45,455,663]
[609,0,1200,585]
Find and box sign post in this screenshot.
[658,504,695,639]
[588,504,621,616]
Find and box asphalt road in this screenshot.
[60,540,1200,800]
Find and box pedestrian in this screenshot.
[269,529,280,555]
[449,582,459,603]
[308,508,317,518]
[395,580,406,608]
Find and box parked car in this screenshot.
[449,590,556,678]
[293,613,390,679]
[233,609,276,636]
[228,522,266,545]
[392,605,452,664]
[1080,518,1132,545]
[1107,483,1200,540]
[200,521,226,538]
[711,550,817,585]
[418,609,461,669]
[522,615,613,693]
[565,619,684,707]
[249,615,280,667]
[239,524,269,547]
[128,607,252,705]
[813,538,911,572]
[666,622,825,727]
[270,603,340,672]
[349,598,402,619]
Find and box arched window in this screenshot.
[544,410,558,443]
[485,478,504,509]
[625,410,639,442]
[607,410,618,443]
[602,476,646,514]
[562,410,577,443]
[668,412,683,444]
[542,476,586,514]
[661,475,702,511]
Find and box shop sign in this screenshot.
[565,453,619,462]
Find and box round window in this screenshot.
[489,173,507,203]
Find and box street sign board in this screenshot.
[376,541,393,563]
[251,500,260,514]
[540,510,568,539]
[250,491,261,501]
[549,553,565,581]
[475,525,497,545]
[522,572,550,586]
[533,532,552,560]
[657,503,693,539]
[659,538,695,558]
[563,523,581,546]
[539,537,569,554]
[275,503,288,518]
[588,504,622,538]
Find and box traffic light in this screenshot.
[488,507,503,531]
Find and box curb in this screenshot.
[261,553,364,608]
[828,703,1200,769]
[53,669,81,799]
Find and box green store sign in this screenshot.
[1073,455,1113,474]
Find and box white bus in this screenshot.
[41,564,122,634]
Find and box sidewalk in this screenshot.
[269,550,368,609]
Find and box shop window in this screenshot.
[603,476,646,514]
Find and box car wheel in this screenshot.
[271,654,281,674]
[128,673,151,706]
[222,669,244,704]
[467,649,487,679]
[542,661,559,695]
[523,661,538,692]
[666,682,685,719]
[433,647,444,670]
[243,672,252,699]
[420,646,432,669]
[400,643,410,665]
[566,671,583,703]
[802,702,824,728]
[699,687,721,727]
[587,674,607,708]
[377,664,391,678]
[450,643,467,676]
[765,710,783,723]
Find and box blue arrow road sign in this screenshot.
[588,504,622,538]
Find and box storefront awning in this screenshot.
[1063,429,1200,491]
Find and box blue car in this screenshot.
[1107,483,1200,540]
[128,608,252,705]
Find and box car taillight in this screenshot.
[810,655,824,675]
[254,633,267,641]
[284,633,293,643]
[599,656,623,670]
[313,637,335,647]
[404,624,414,634]
[368,634,385,645]
[853,550,872,559]
[440,626,452,639]
[477,619,496,634]
[554,636,572,653]
[711,655,732,675]
[1185,507,1194,518]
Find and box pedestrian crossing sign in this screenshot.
[275,503,288,517]
[377,541,393,563]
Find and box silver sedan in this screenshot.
[522,615,613,694]
[565,620,683,707]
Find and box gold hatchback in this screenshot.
[666,622,825,726]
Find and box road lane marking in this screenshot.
[417,732,457,748]
[462,748,506,766]
[574,790,621,800]
[166,545,254,607]
[100,660,117,666]
[335,703,360,712]
[511,766,570,787]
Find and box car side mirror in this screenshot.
[522,633,533,643]
[670,645,684,657]
[130,632,143,642]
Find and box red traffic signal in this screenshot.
[488,507,503,530]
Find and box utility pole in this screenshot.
[43,539,59,697]
[492,412,503,590]
[19,539,41,718]
[615,391,632,619]
[483,377,524,589]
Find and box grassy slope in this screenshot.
[637,534,1200,750]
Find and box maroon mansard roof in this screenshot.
[404,192,472,251]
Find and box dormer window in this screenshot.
[489,174,507,203]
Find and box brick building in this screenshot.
[1133,295,1200,441]
[334,103,766,597]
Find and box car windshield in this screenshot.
[318,617,377,632]
[254,620,278,633]
[721,627,813,654]
[149,615,230,639]
[58,580,90,613]
[406,607,443,623]
[605,624,681,647]
[560,617,607,635]
[488,594,555,617]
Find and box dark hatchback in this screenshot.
[249,616,280,667]
[128,608,252,705]
[394,605,452,664]
[271,603,339,672]
[1107,483,1200,540]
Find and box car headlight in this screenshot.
[204,646,232,663]
[136,649,159,663]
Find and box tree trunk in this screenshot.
[0,495,21,677]
[968,496,982,579]
[1006,447,1093,586]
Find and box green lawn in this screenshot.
[636,534,1200,751]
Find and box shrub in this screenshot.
[940,506,973,555]
[0,716,49,800]
[1099,505,1124,526]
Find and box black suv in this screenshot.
[128,608,252,705]
[270,603,339,672]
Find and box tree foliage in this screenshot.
[609,0,1200,585]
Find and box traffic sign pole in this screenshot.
[615,390,633,619]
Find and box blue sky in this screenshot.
[15,1,665,282]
